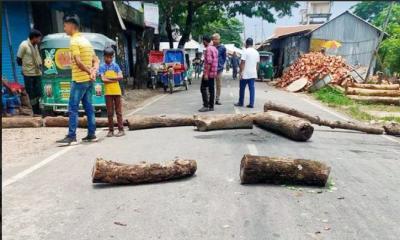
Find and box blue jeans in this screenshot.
[68,81,96,138]
[238,78,255,107]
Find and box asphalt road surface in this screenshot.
[3,73,400,240]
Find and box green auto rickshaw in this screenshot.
[40,33,116,115]
[258,51,274,81]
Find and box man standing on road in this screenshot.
[16,29,43,115]
[231,51,240,80]
[234,38,259,108]
[199,35,218,112]
[56,15,99,145]
[212,33,226,105]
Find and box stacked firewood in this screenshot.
[276,52,352,89]
[345,83,400,106]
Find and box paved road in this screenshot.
[3,73,400,240]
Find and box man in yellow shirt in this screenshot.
[57,15,99,145]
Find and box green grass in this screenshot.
[312,86,400,123]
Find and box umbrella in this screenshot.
[322,40,342,49]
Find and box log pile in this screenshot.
[345,83,400,105]
[194,114,253,131]
[276,52,352,90]
[43,116,113,128]
[240,154,331,187]
[92,158,197,184]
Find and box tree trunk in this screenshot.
[92,158,197,184]
[352,83,399,90]
[383,123,400,136]
[178,1,195,49]
[264,101,384,134]
[347,95,400,106]
[2,117,43,128]
[126,115,195,130]
[43,116,118,128]
[240,154,331,187]
[253,112,314,141]
[345,87,400,97]
[194,114,254,131]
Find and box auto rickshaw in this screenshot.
[40,33,116,115]
[148,50,164,89]
[258,51,274,81]
[160,49,188,94]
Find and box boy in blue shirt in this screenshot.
[98,47,125,137]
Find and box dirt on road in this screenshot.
[2,89,162,164]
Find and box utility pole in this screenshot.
[261,19,264,42]
[254,24,257,43]
[365,1,394,81]
[242,14,246,41]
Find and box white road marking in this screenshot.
[300,96,400,144]
[247,144,259,155]
[126,94,168,116]
[3,94,168,189]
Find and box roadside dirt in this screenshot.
[2,89,162,164]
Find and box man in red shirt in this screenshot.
[199,35,218,112]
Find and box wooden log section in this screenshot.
[345,87,400,97]
[126,115,195,130]
[194,114,253,131]
[352,83,400,90]
[2,117,43,128]
[383,123,400,136]
[43,116,115,128]
[347,95,400,106]
[240,154,331,187]
[253,112,314,141]
[92,158,197,184]
[264,101,384,134]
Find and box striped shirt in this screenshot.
[203,45,218,78]
[70,32,95,82]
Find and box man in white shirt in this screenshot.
[234,38,260,108]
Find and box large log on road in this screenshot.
[352,83,399,90]
[240,154,331,187]
[2,117,43,128]
[253,112,314,141]
[194,114,253,131]
[345,87,400,97]
[43,116,111,128]
[264,101,384,134]
[127,115,195,130]
[347,95,400,106]
[92,158,197,184]
[383,123,400,136]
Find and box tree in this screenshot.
[373,3,400,73]
[351,2,390,22]
[158,0,299,49]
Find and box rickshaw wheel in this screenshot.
[163,86,167,93]
[184,80,188,90]
[169,85,173,94]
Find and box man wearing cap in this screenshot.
[212,33,226,105]
[56,15,99,145]
[234,38,259,108]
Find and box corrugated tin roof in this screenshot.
[307,11,388,36]
[269,24,322,39]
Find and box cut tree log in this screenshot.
[240,154,331,187]
[252,112,314,141]
[92,158,197,184]
[126,115,195,130]
[263,101,384,134]
[383,123,400,136]
[347,95,400,106]
[345,87,400,97]
[194,114,253,131]
[43,116,113,128]
[2,117,43,128]
[352,83,399,90]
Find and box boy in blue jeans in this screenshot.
[98,47,125,137]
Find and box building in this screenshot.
[300,1,333,25]
[258,11,385,77]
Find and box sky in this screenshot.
[237,1,359,43]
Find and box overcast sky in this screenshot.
[237,1,359,44]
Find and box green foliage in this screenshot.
[351,2,390,22]
[313,86,353,106]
